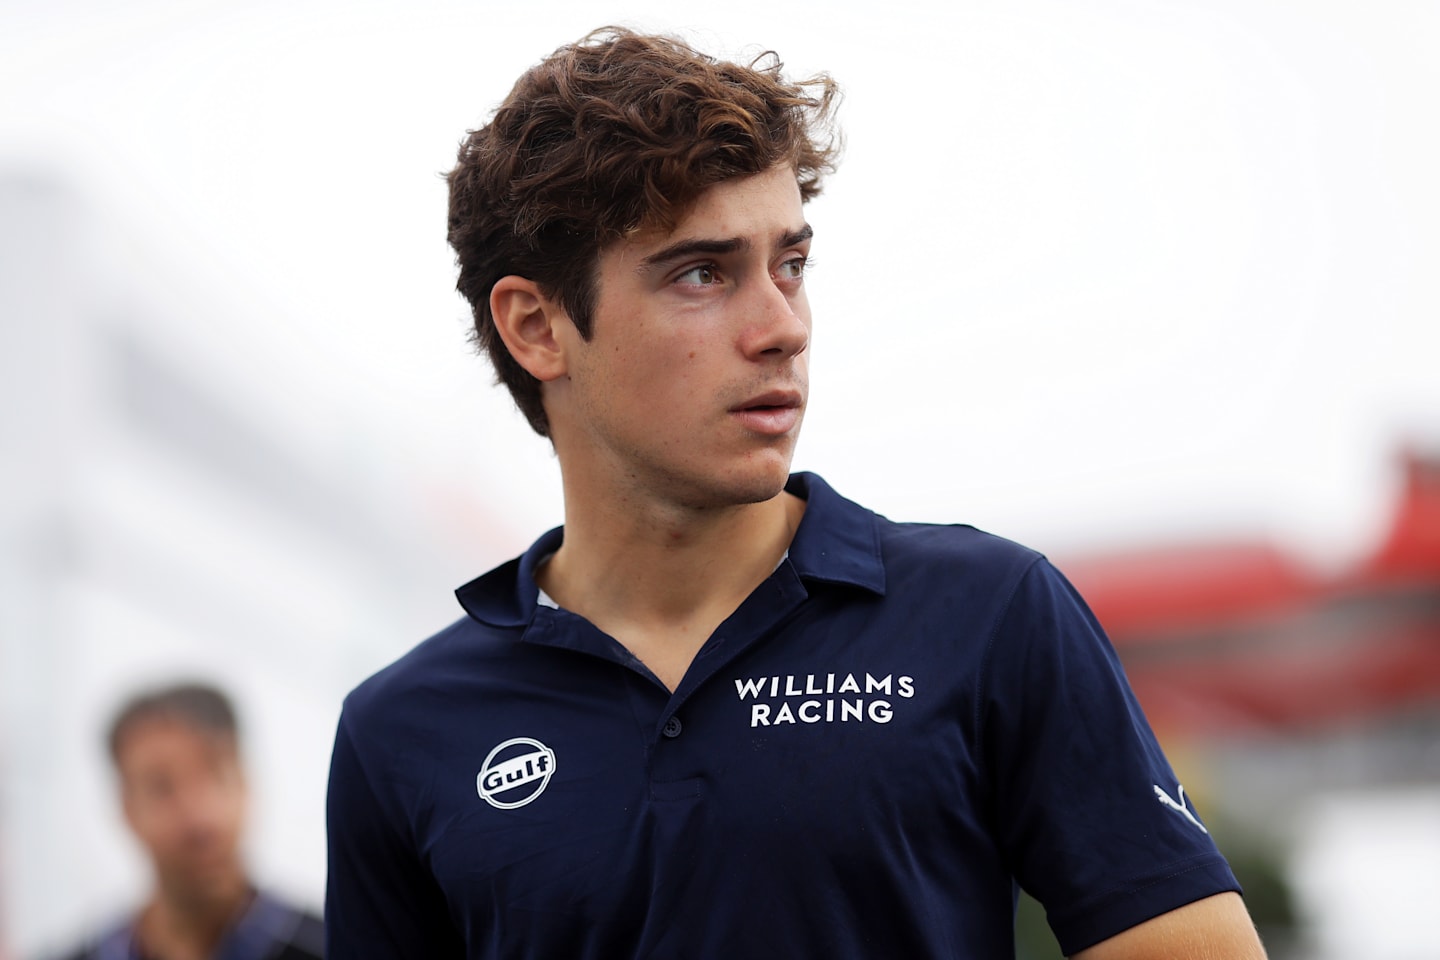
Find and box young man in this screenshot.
[325,28,1267,958]
[61,683,323,960]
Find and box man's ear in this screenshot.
[490,276,571,382]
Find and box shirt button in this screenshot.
[661,716,683,738]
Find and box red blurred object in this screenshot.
[1063,450,1440,736]
[1365,453,1440,581]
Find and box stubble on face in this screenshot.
[549,165,813,515]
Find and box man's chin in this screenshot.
[164,863,249,907]
[698,465,794,511]
[738,451,799,499]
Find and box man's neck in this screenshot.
[136,878,251,960]
[537,479,805,689]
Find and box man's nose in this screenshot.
[740,278,809,360]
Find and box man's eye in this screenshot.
[777,257,810,280]
[676,265,719,285]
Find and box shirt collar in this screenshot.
[782,471,887,594]
[455,471,885,629]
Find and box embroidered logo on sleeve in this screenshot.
[1153,783,1208,834]
[477,738,556,809]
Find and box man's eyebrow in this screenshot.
[640,236,749,269]
[638,223,814,271]
[780,224,814,249]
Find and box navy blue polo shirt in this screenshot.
[326,473,1238,958]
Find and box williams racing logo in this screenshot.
[734,672,915,728]
[476,737,556,809]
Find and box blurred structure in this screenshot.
[1058,448,1440,960]
[0,171,512,957]
[1068,450,1440,735]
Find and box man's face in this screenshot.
[550,164,813,509]
[117,717,248,903]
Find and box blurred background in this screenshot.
[1,1,1436,958]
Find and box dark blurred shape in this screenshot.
[1219,831,1298,949]
[1064,448,1440,734]
[51,682,322,960]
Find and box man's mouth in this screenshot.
[730,390,804,435]
[731,390,802,413]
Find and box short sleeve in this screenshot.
[979,558,1240,955]
[325,706,465,958]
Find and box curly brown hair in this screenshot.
[446,27,841,436]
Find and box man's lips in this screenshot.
[730,390,804,435]
[730,390,803,413]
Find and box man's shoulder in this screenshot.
[879,514,1042,563]
[343,524,569,723]
[341,613,491,722]
[792,472,1047,595]
[254,889,324,960]
[873,512,1049,596]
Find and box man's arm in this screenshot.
[1073,892,1267,960]
[326,708,464,958]
[984,560,1256,954]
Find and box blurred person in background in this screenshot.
[54,683,321,960]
